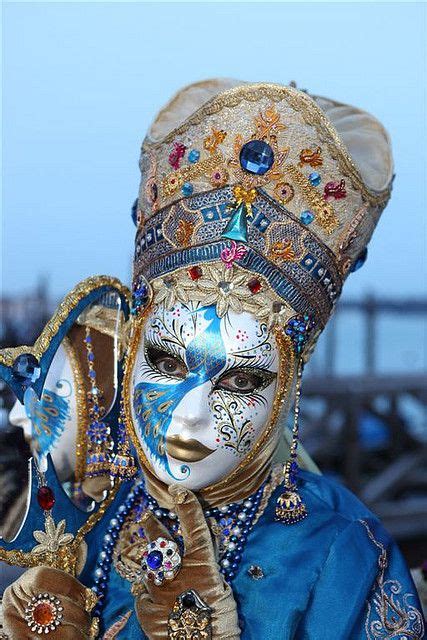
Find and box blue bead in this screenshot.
[12,353,41,385]
[351,247,368,272]
[188,149,200,163]
[147,550,163,570]
[181,182,194,197]
[239,140,274,175]
[308,172,321,186]
[300,210,315,225]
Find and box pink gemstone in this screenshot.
[165,561,172,569]
[37,486,55,511]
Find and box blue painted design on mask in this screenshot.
[133,305,227,479]
[24,383,71,456]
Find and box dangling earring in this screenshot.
[83,327,113,477]
[275,358,307,524]
[110,397,137,479]
[275,313,314,525]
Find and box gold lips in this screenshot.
[166,435,215,462]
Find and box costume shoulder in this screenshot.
[233,471,425,640]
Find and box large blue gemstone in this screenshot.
[147,550,163,570]
[239,140,274,175]
[12,353,41,385]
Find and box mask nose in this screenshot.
[172,383,210,432]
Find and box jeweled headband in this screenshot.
[132,80,393,350]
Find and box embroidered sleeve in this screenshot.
[360,520,425,640]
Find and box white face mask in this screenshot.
[9,342,77,480]
[130,301,279,491]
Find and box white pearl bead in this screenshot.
[110,518,118,527]
[227,542,236,551]
[168,511,177,519]
[232,526,241,536]
[155,510,162,518]
[219,505,229,513]
[222,559,230,568]
[94,568,104,578]
[244,500,253,508]
[238,513,247,521]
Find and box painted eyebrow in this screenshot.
[226,351,276,370]
[144,334,187,362]
[219,355,278,378]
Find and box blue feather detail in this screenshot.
[133,305,227,479]
[24,387,71,456]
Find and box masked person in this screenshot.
[2,80,424,639]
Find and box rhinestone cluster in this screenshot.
[24,593,63,634]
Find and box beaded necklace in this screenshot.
[91,476,269,620]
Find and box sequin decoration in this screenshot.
[132,275,150,315]
[204,128,227,154]
[220,241,248,269]
[210,167,229,187]
[269,240,296,262]
[168,143,187,170]
[298,146,323,168]
[285,314,315,355]
[324,179,346,201]
[274,181,295,204]
[175,219,195,247]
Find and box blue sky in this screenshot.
[2,2,426,299]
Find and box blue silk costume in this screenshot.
[85,470,424,639]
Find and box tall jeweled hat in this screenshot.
[132,79,393,353]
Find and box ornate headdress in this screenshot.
[132,79,393,354]
[127,79,393,517]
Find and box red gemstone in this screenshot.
[160,540,167,548]
[37,486,55,510]
[188,266,203,281]
[247,278,262,294]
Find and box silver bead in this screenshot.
[155,509,162,518]
[227,541,236,551]
[94,568,104,578]
[168,511,177,519]
[222,558,230,568]
[232,526,241,536]
[219,505,229,513]
[244,500,253,509]
[237,513,247,521]
[103,534,112,543]
[100,551,107,560]
[110,518,119,527]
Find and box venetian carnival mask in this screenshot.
[130,301,279,490]
[122,78,393,505]
[9,341,79,482]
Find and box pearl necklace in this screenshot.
[92,477,267,620]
